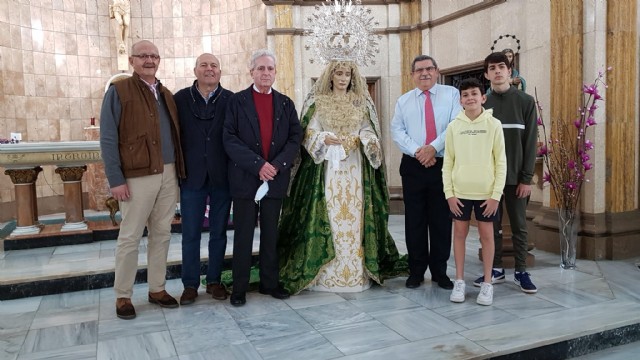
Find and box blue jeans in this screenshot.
[180,184,231,289]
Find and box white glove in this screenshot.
[325,145,347,171]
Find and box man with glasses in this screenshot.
[100,40,185,319]
[173,53,233,305]
[391,55,461,290]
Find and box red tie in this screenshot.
[424,90,437,145]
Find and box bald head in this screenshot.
[195,53,220,69]
[194,53,222,92]
[131,40,158,56]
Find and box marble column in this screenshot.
[55,166,88,231]
[272,4,295,100]
[4,167,42,236]
[400,1,421,94]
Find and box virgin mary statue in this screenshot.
[278,60,403,294]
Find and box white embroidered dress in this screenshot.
[303,94,382,292]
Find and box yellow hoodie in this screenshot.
[443,108,507,201]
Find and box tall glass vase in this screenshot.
[558,208,578,269]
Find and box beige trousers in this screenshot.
[114,164,178,298]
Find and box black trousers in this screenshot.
[400,155,452,279]
[231,197,283,293]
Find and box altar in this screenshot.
[0,141,102,239]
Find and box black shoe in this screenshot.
[230,292,246,306]
[259,286,290,300]
[405,275,424,289]
[433,276,454,290]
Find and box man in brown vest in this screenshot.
[100,40,186,319]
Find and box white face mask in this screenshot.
[255,180,269,203]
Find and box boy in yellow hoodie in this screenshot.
[443,78,506,306]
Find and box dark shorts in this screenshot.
[450,198,498,222]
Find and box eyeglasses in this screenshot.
[131,54,160,60]
[414,66,437,73]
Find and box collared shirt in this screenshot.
[140,77,159,100]
[252,84,273,94]
[391,84,462,158]
[197,84,219,102]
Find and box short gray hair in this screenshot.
[411,55,438,72]
[249,49,277,70]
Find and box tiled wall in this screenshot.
[0,0,266,212]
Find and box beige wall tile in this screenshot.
[97,15,110,37]
[22,50,34,73]
[24,96,37,118]
[10,24,22,49]
[86,14,99,36]
[1,188,14,203]
[64,10,76,33]
[11,71,25,96]
[42,53,55,75]
[21,27,33,51]
[0,1,8,23]
[24,73,36,97]
[43,30,55,53]
[52,10,64,32]
[0,23,10,47]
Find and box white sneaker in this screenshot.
[477,282,493,306]
[450,280,466,303]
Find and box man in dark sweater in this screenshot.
[223,49,303,306]
[476,52,538,294]
[174,53,234,305]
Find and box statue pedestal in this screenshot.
[117,54,129,71]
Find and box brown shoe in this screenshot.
[206,283,228,300]
[148,290,179,308]
[116,298,136,320]
[180,288,198,305]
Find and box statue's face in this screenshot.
[332,66,352,93]
[194,54,221,88]
[505,52,514,64]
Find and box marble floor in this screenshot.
[1,215,640,360]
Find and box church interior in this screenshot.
[1,0,639,359]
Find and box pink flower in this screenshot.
[582,153,590,162]
[537,145,548,156]
[586,117,597,126]
[574,119,582,128]
[537,117,543,126]
[543,172,551,183]
[584,162,593,171]
[583,84,598,95]
[565,181,577,190]
[585,140,594,150]
[567,160,576,169]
